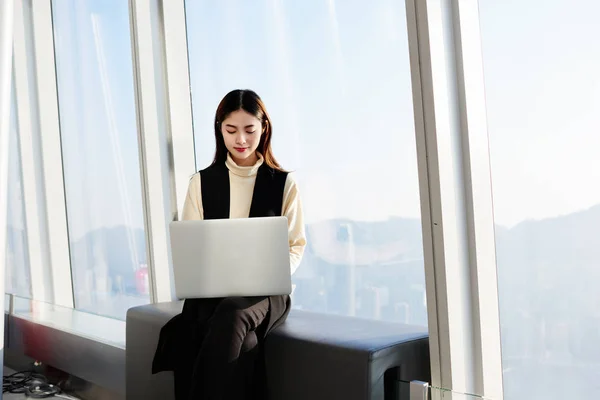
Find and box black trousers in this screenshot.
[173,296,288,400]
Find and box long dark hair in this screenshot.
[212,89,284,171]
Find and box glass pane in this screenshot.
[5,83,32,298]
[52,0,149,320]
[185,1,426,325]
[480,1,600,399]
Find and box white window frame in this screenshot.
[161,0,196,216]
[1,0,16,347]
[406,0,503,398]
[129,0,196,303]
[12,0,74,308]
[12,0,48,302]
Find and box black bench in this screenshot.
[126,302,430,400]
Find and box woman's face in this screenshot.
[221,109,263,166]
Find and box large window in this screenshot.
[480,1,600,398]
[5,84,31,299]
[52,0,148,320]
[185,1,426,325]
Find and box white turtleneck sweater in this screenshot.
[181,153,306,275]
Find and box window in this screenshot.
[185,1,426,324]
[480,1,600,398]
[52,0,149,319]
[5,84,32,299]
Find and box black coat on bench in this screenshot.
[151,161,292,398]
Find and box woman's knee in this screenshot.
[214,297,247,315]
[212,297,250,326]
[211,296,270,333]
[241,330,258,353]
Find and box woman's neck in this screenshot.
[225,152,264,177]
[230,152,259,167]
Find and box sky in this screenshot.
[50,0,143,241]
[479,0,600,227]
[5,0,597,237]
[40,0,423,241]
[6,0,599,246]
[186,0,421,225]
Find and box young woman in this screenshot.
[152,89,306,400]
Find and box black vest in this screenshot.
[200,162,288,219]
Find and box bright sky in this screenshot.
[185,0,420,225]
[480,0,600,227]
[11,0,598,239]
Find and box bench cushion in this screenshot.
[126,302,429,400]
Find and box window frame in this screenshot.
[406,0,503,397]
[1,0,17,350]
[128,0,196,303]
[12,0,74,308]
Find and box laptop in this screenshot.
[169,217,292,299]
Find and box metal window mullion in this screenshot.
[406,0,503,398]
[452,1,503,397]
[129,0,178,303]
[161,0,196,216]
[1,0,16,351]
[29,0,74,308]
[405,0,445,389]
[12,0,53,304]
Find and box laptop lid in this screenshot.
[169,217,291,299]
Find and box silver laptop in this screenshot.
[169,217,292,299]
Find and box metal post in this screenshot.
[1,0,16,395]
[410,380,429,400]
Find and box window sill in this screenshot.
[7,295,126,348]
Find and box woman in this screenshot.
[152,89,306,400]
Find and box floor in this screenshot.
[4,367,26,400]
[2,390,26,399]
[3,367,81,399]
